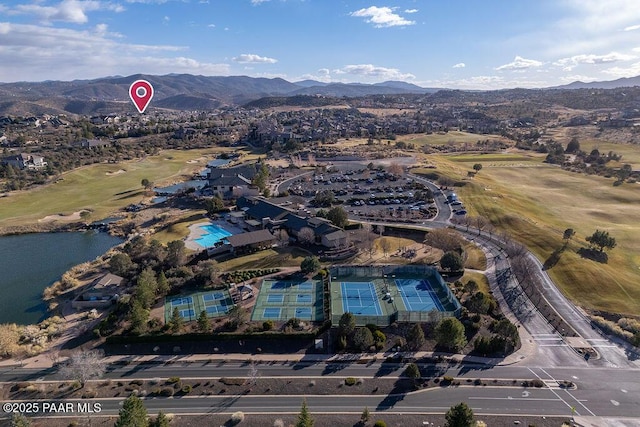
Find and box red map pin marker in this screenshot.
[129,80,154,113]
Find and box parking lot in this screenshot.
[283,162,441,223]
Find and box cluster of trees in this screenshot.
[316,206,349,228]
[336,313,386,352]
[473,319,520,355]
[115,395,170,427]
[106,236,223,336]
[251,159,270,196]
[300,256,321,274]
[543,137,634,184]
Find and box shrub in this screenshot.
[181,385,192,393]
[160,387,174,397]
[263,320,275,331]
[374,421,387,427]
[230,411,245,425]
[130,380,143,386]
[345,377,357,386]
[273,419,285,427]
[220,378,245,386]
[167,376,181,384]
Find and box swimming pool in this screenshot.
[194,224,233,248]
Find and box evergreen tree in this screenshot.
[435,318,467,352]
[156,271,170,296]
[150,411,170,427]
[406,323,425,351]
[338,312,356,336]
[134,267,158,309]
[361,407,370,423]
[296,398,314,427]
[445,402,474,427]
[129,299,150,335]
[169,307,184,332]
[197,310,211,332]
[115,395,149,427]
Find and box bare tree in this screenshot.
[380,238,392,258]
[276,229,290,247]
[423,228,464,252]
[245,361,260,386]
[58,350,107,388]
[297,227,315,245]
[475,216,488,235]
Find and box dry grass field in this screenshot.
[396,130,510,146]
[425,152,640,315]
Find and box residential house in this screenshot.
[72,138,112,148]
[1,153,47,170]
[71,273,124,309]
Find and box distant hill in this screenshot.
[2,72,639,116]
[0,74,442,115]
[552,75,640,90]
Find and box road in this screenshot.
[1,362,639,418]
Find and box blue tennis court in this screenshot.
[267,294,285,303]
[340,282,382,316]
[297,294,312,303]
[295,307,312,319]
[171,297,193,306]
[270,281,294,290]
[395,279,445,312]
[202,292,225,302]
[263,307,282,319]
[206,305,228,315]
[179,308,195,318]
[298,282,313,290]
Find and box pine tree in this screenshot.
[197,310,211,332]
[360,407,370,423]
[115,395,149,427]
[150,411,170,427]
[445,402,474,427]
[169,307,184,332]
[296,398,314,427]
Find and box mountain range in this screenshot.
[0,73,638,116]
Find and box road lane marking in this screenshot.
[468,397,558,401]
[528,368,577,414]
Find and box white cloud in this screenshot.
[404,9,418,14]
[251,0,270,4]
[333,64,415,81]
[553,52,636,70]
[452,62,465,69]
[559,74,598,83]
[0,22,229,82]
[11,0,124,24]
[163,16,170,23]
[602,61,640,78]
[317,68,330,76]
[496,56,543,71]
[350,6,415,28]
[232,53,278,64]
[207,24,216,28]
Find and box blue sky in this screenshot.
[1,0,640,88]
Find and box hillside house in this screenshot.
[1,153,47,170]
[72,273,124,309]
